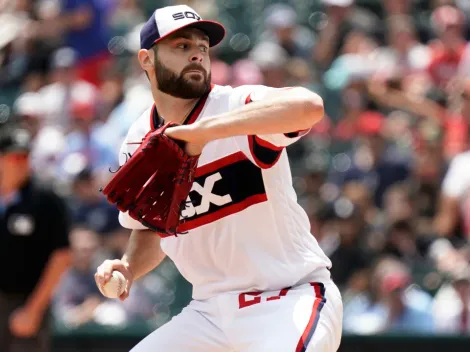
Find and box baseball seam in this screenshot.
[100,273,124,298]
[117,274,123,296]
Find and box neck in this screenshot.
[152,90,199,124]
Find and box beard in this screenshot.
[155,58,211,99]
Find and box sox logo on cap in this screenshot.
[140,5,226,50]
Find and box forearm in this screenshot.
[121,229,166,281]
[198,87,323,140]
[26,248,71,314]
[368,82,443,123]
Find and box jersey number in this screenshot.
[238,287,291,309]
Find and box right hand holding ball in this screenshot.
[98,270,126,299]
[94,259,133,301]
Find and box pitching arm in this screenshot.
[197,86,323,140]
[121,229,166,281]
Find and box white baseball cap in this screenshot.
[140,5,226,50]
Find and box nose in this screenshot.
[189,52,203,63]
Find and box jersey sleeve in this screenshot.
[229,85,310,169]
[116,126,149,231]
[442,154,470,199]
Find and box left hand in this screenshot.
[165,123,209,156]
[9,305,43,338]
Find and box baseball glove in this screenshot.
[100,122,199,237]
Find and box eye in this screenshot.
[177,43,188,49]
[200,46,208,53]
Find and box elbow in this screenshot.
[293,88,324,130]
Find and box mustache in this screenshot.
[181,64,207,76]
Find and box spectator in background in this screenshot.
[327,199,372,292]
[108,0,145,37]
[0,125,71,352]
[11,92,44,139]
[314,0,379,70]
[343,181,378,227]
[427,5,469,90]
[342,181,384,251]
[0,12,35,99]
[96,69,126,123]
[410,127,445,234]
[373,15,431,75]
[54,226,168,328]
[382,219,439,291]
[248,41,289,88]
[260,3,315,60]
[68,168,120,237]
[383,220,419,261]
[52,227,104,328]
[39,47,98,130]
[230,59,263,87]
[383,0,411,18]
[46,0,112,86]
[382,183,414,225]
[434,82,470,241]
[323,29,379,95]
[56,89,116,181]
[11,92,66,184]
[328,112,410,208]
[323,30,378,125]
[433,268,470,334]
[382,0,432,43]
[343,257,434,335]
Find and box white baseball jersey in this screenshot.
[118,84,332,300]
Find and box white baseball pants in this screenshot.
[131,279,343,352]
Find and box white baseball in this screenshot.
[99,271,126,299]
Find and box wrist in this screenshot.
[121,256,134,279]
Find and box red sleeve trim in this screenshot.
[284,128,310,138]
[248,135,283,169]
[149,103,157,130]
[252,135,283,151]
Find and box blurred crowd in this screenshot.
[3,0,470,337]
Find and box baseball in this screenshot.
[99,271,126,299]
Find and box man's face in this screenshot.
[152,28,212,99]
[0,152,29,189]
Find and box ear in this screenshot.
[138,49,154,73]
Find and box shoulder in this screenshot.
[123,104,153,144]
[117,104,153,163]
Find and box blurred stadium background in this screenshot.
[3,0,470,350]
